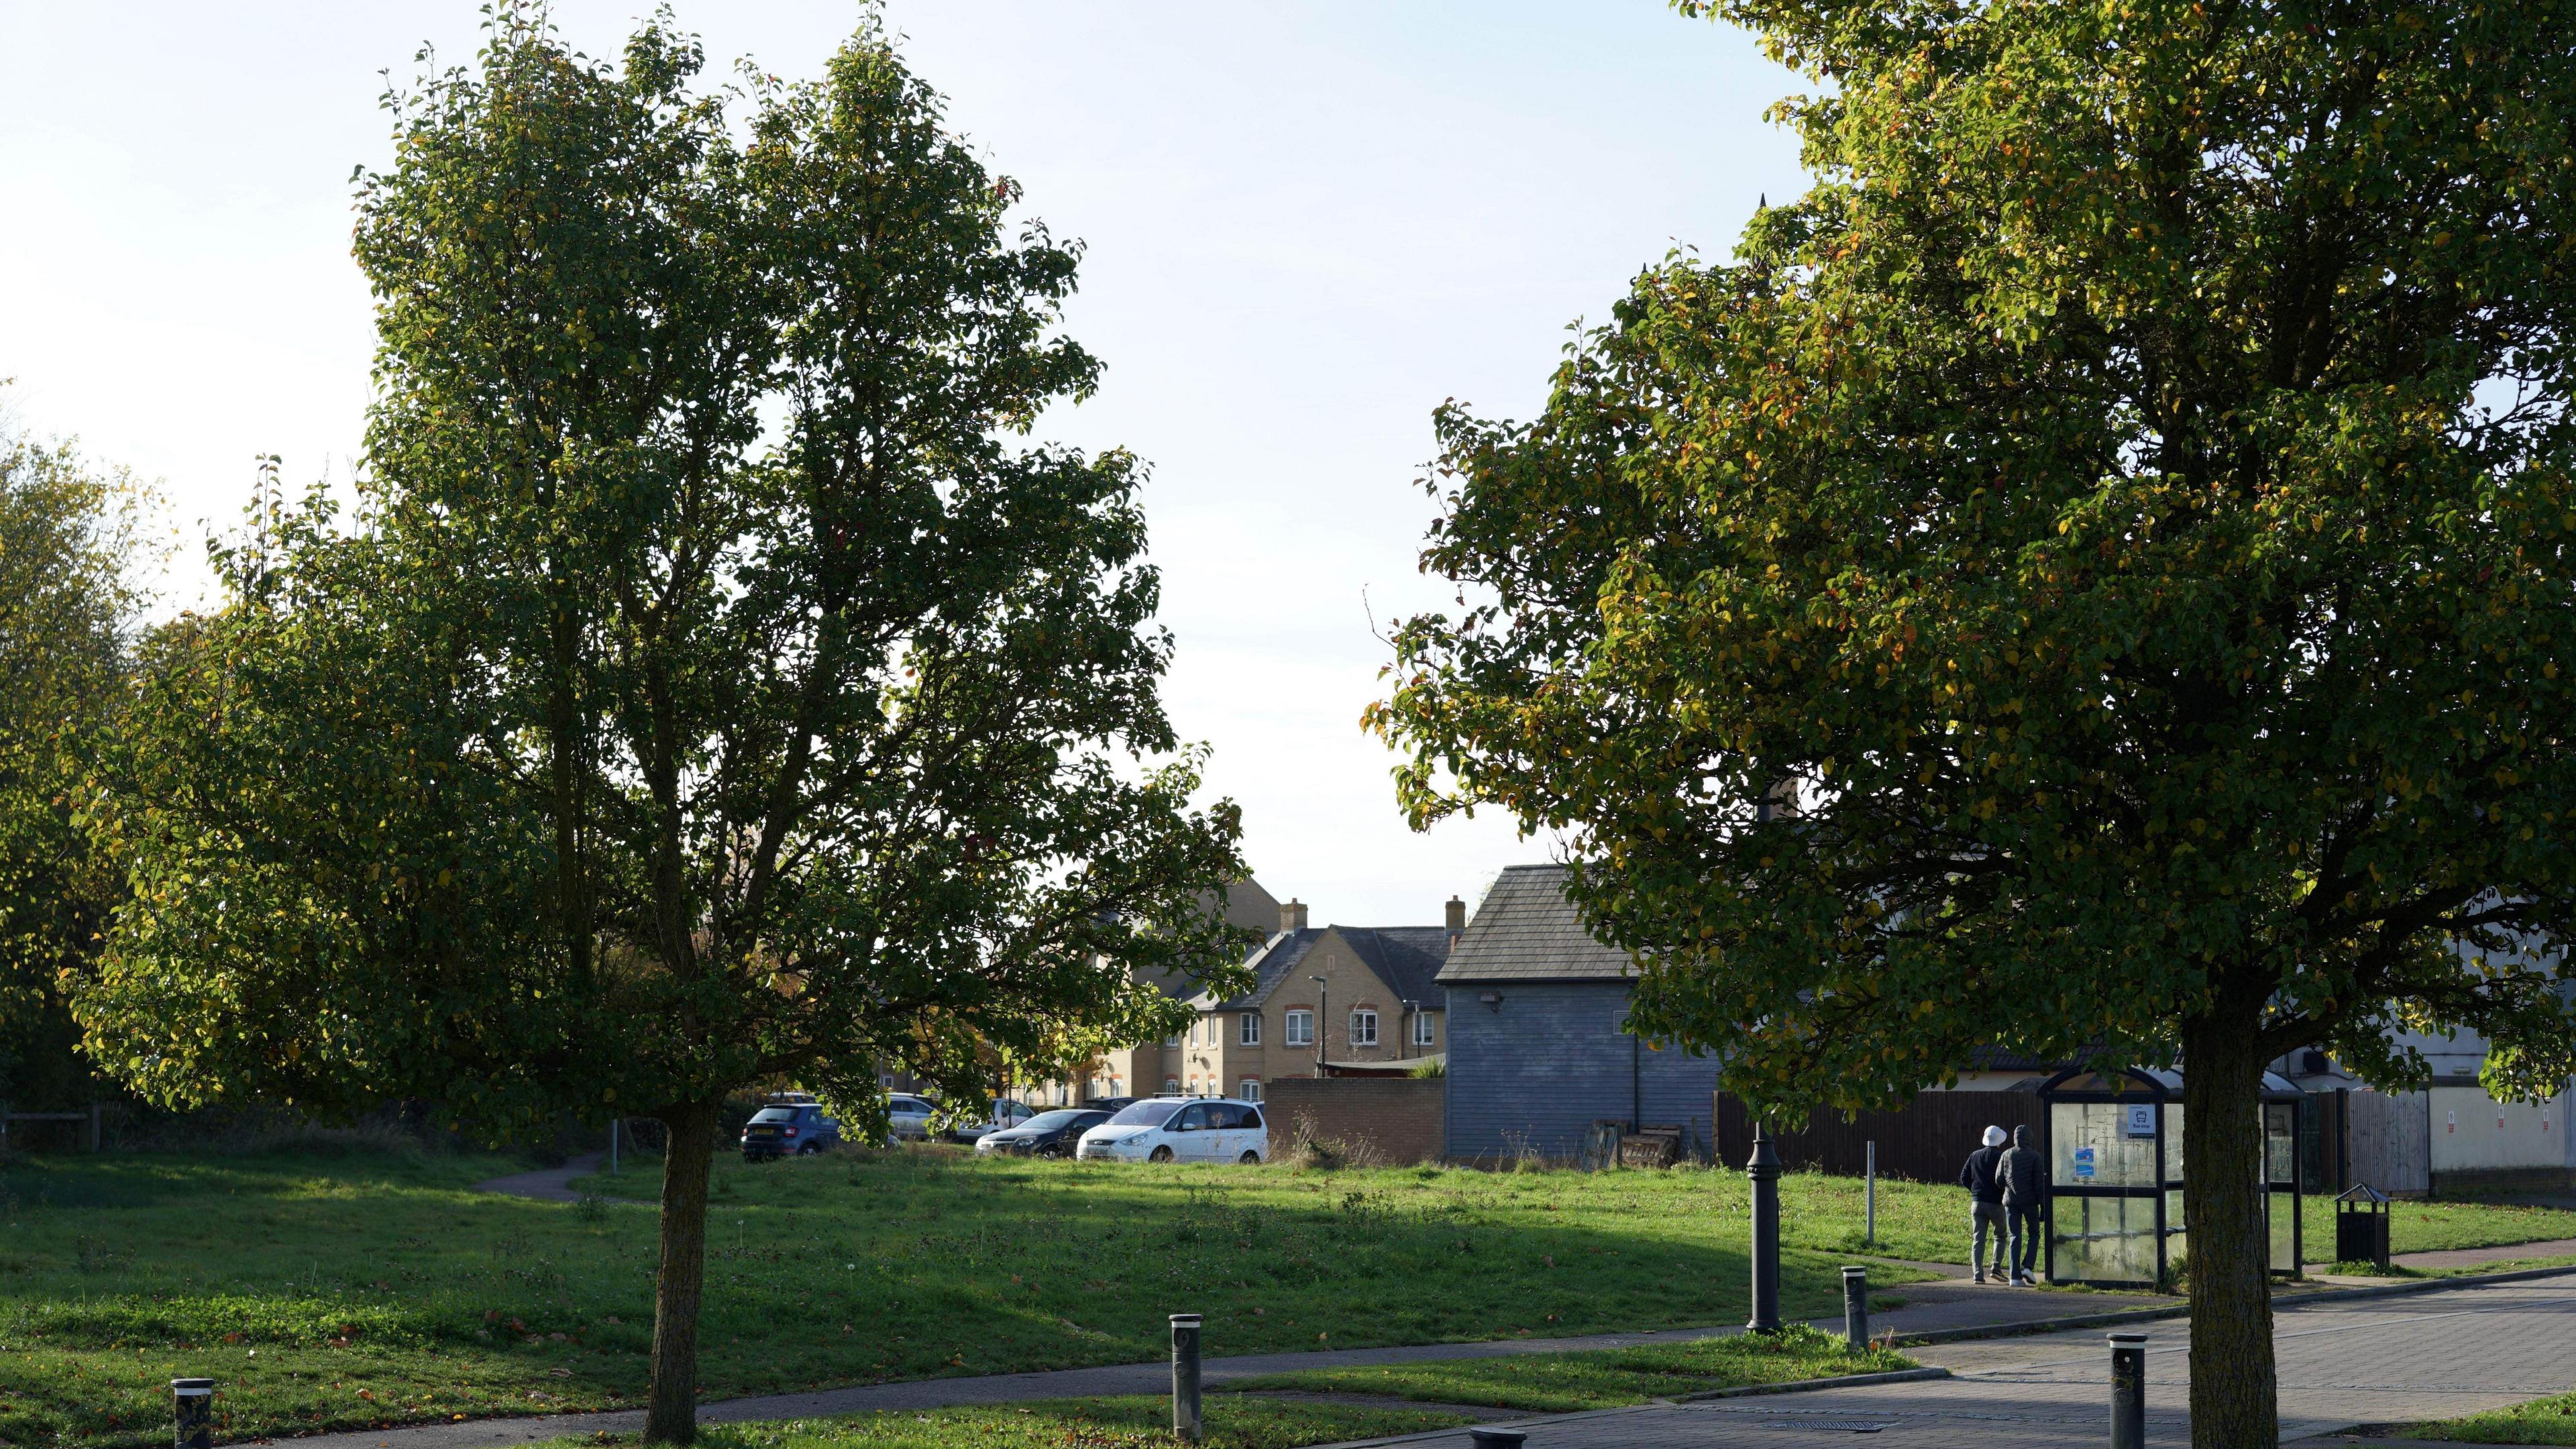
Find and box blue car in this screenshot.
[740,1095,841,1160]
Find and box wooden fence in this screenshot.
[1713,1091,2043,1183]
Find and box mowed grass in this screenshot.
[540,1397,1472,1449]
[0,1148,1921,1448]
[2404,1390,2576,1444]
[1218,1324,1917,1412]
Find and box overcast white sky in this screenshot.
[0,1,1805,927]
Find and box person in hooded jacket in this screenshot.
[1958,1124,2009,1283]
[1997,1124,2045,1285]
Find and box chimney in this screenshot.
[1444,896,1466,934]
[1280,898,1309,934]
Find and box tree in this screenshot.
[1368,1,2576,1442]
[78,15,1247,1442]
[0,418,147,1117]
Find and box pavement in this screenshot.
[467,1153,604,1204]
[1320,1273,2576,1448]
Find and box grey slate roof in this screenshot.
[1193,922,1455,1010]
[1435,863,1635,984]
[1339,926,1454,1007]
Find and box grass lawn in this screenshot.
[545,1397,1472,1449]
[2402,1390,2576,1444]
[1218,1323,1917,1413]
[8,1147,2571,1449]
[0,1148,1921,1449]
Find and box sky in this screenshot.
[0,1,1808,928]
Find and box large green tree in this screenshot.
[0,419,146,1118]
[79,15,1246,1442]
[1371,1,2576,1442]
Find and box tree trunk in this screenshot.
[2181,998,2275,1449]
[645,1101,718,1444]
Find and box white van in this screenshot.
[1075,1096,1269,1164]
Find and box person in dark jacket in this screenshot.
[1959,1124,2008,1283]
[1998,1124,2045,1285]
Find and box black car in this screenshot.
[972,1108,1111,1159]
[740,1099,841,1160]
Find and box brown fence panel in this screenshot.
[1264,1077,1444,1165]
[1713,1091,2044,1183]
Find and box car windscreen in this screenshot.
[749,1108,799,1123]
[1106,1102,1179,1128]
[1021,1110,1091,1132]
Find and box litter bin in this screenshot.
[2334,1183,2391,1272]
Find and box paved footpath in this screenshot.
[1330,1274,2576,1448]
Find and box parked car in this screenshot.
[886,1093,938,1140]
[740,1095,841,1160]
[1076,1096,1269,1164]
[974,1108,1111,1158]
[945,1099,1038,1143]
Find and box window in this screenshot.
[1239,1012,1260,1046]
[1285,1010,1313,1046]
[1164,1077,1180,1094]
[1350,1009,1379,1047]
[1240,1106,1264,1130]
[1175,1104,1211,1131]
[1107,1102,1180,1128]
[1238,1079,1262,1103]
[1413,1013,1436,1047]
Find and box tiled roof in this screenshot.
[1435,863,1635,983]
[1340,926,1453,1006]
[1192,922,1455,1011]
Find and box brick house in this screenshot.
[1016,879,1284,1107]
[1163,897,1460,1104]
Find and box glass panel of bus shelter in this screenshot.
[2163,1102,2185,1183]
[2053,1102,2159,1189]
[2269,1190,2298,1272]
[2050,1193,2161,1285]
[2265,1103,2298,1185]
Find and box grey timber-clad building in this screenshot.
[1438,863,1722,1163]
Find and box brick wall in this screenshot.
[1264,1077,1445,1165]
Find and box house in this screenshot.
[1438,863,1722,1163]
[1016,879,1285,1107]
[1167,898,1457,1103]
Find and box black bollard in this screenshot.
[2108,1332,2146,1449]
[1841,1265,1870,1349]
[1746,1122,1781,1333]
[172,1379,214,1449]
[1170,1313,1203,1443]
[1466,1430,1527,1449]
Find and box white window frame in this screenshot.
[1239,1012,1260,1046]
[1412,1012,1436,1047]
[1284,1010,1313,1046]
[1164,1076,1180,1094]
[1350,1009,1379,1047]
[1239,1079,1262,1102]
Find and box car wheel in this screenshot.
[1149,1145,1174,1163]
[798,1142,820,1156]
[1238,1150,1260,1165]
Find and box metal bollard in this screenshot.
[172,1379,215,1449]
[1864,1140,1877,1247]
[2108,1332,2147,1449]
[1841,1266,1870,1349]
[1746,1123,1781,1333]
[1170,1313,1203,1443]
[1466,1430,1527,1449]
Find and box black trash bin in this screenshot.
[2334,1183,2391,1272]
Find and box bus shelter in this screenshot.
[2035,1065,2304,1289]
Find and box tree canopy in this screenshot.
[78,14,1246,1440]
[0,418,148,1114]
[1371,0,2576,1442]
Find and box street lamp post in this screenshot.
[1746,1121,1782,1334]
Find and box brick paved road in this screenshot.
[1344,1275,2576,1448]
